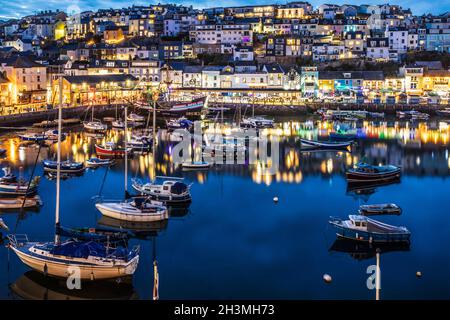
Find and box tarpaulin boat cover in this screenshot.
[171,182,188,195]
[50,241,129,259]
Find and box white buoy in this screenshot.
[323,274,332,283]
[416,271,422,278]
[273,197,279,203]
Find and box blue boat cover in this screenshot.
[49,240,130,259]
[171,182,188,195]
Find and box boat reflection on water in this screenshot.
[10,271,138,300]
[329,239,410,261]
[168,206,190,218]
[98,215,168,239]
[346,179,401,202]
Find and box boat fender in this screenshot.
[43,263,48,277]
[369,237,373,244]
[323,274,332,283]
[273,197,279,203]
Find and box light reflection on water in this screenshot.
[0,116,450,299]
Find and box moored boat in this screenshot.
[95,142,131,157]
[18,132,48,142]
[346,162,401,183]
[0,168,39,197]
[359,203,402,216]
[126,113,145,123]
[436,108,450,117]
[43,160,85,173]
[83,121,107,132]
[166,117,193,130]
[132,177,192,205]
[0,195,42,210]
[86,158,115,168]
[300,138,353,149]
[160,96,207,116]
[96,199,169,222]
[181,161,211,170]
[240,116,274,129]
[329,215,410,243]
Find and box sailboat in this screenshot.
[83,106,107,132]
[95,106,169,223]
[7,76,140,281]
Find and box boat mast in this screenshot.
[55,74,63,245]
[124,105,128,196]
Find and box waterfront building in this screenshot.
[425,15,450,52]
[0,55,47,106]
[189,24,253,46]
[300,66,319,96]
[54,74,139,106]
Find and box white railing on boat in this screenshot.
[7,234,29,247]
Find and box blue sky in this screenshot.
[0,0,449,20]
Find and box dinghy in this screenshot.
[43,160,85,173]
[112,120,125,129]
[0,195,42,210]
[300,138,353,149]
[83,121,107,132]
[346,162,401,183]
[86,158,115,168]
[359,203,402,216]
[18,132,48,142]
[181,161,211,170]
[329,215,410,243]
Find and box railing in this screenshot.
[7,234,29,247]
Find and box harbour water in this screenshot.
[1,115,450,299]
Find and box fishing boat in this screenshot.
[83,121,107,132]
[240,116,274,129]
[132,177,192,205]
[7,76,140,281]
[0,168,39,196]
[166,117,193,130]
[43,160,85,174]
[300,138,353,149]
[0,195,42,210]
[18,132,48,142]
[359,203,402,216]
[86,158,115,168]
[329,215,411,243]
[346,162,401,183]
[181,161,211,170]
[96,199,168,223]
[126,113,145,123]
[436,108,450,117]
[95,142,131,157]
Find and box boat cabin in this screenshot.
[349,215,368,229]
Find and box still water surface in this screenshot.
[0,116,450,299]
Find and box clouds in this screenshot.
[0,0,449,20]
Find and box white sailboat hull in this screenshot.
[10,245,139,280]
[96,203,169,222]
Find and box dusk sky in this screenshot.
[0,0,449,20]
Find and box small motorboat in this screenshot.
[359,203,402,216]
[346,162,401,183]
[43,160,85,173]
[436,108,450,117]
[329,131,357,140]
[240,116,274,129]
[132,177,192,205]
[181,161,211,170]
[18,132,48,142]
[83,121,107,132]
[300,138,353,149]
[112,120,125,129]
[0,168,39,196]
[44,130,66,143]
[166,117,193,130]
[0,195,42,210]
[127,113,145,123]
[95,198,168,222]
[86,158,115,168]
[128,136,152,152]
[95,142,131,157]
[329,215,411,243]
